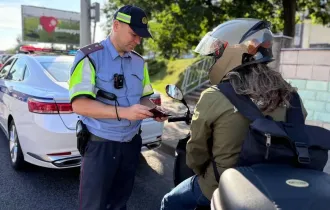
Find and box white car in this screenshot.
[0,53,164,170]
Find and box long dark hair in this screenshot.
[227,64,296,113]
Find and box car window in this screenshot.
[6,59,26,81]
[0,58,16,79]
[23,66,30,80]
[40,61,72,82]
[0,56,5,63]
[1,55,13,63]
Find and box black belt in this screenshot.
[90,133,108,142]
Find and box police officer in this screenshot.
[69,5,167,210]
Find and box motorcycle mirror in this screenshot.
[165,84,191,116]
[165,84,184,101]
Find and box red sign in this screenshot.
[39,16,58,33]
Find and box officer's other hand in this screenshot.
[122,104,153,120]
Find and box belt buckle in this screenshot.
[295,142,310,164]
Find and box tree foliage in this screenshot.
[103,0,330,58]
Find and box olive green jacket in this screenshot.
[186,86,307,200]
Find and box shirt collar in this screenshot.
[105,37,131,60]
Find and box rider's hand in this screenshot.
[120,104,153,121]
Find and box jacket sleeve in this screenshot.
[142,62,154,97]
[69,50,97,103]
[186,89,222,175]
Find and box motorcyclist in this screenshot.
[160,18,307,210]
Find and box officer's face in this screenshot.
[115,21,142,52]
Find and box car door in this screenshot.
[2,58,28,132]
[0,57,16,131]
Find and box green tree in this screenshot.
[103,0,330,58]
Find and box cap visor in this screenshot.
[131,26,152,38]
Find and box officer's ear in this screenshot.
[113,20,121,32]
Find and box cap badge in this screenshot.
[142,17,148,24]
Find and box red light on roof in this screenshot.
[20,45,52,53]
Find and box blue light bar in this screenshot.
[68,50,77,55]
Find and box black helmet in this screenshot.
[194,18,274,85]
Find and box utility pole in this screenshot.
[91,2,100,43]
[80,0,91,47]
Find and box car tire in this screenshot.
[8,120,26,170]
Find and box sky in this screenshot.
[0,0,108,51]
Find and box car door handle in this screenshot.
[8,86,13,92]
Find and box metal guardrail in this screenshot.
[181,58,213,95]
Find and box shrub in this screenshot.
[146,59,167,76]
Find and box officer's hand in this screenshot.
[122,104,153,121]
[153,106,169,122]
[154,116,168,122]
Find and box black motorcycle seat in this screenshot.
[212,164,330,210]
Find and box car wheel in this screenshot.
[9,120,25,170]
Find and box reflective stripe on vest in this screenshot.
[69,57,96,100]
[142,62,153,97]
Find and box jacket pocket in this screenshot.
[129,73,143,96]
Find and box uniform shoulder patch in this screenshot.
[131,50,144,60]
[80,43,104,56]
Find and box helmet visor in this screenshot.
[194,33,228,57]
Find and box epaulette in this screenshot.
[131,50,144,60]
[80,43,104,56]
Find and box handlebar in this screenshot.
[168,116,190,123]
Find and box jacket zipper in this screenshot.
[265,133,271,159]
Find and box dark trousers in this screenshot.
[79,134,142,210]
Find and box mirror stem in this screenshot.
[182,98,189,112]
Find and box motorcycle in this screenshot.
[165,84,330,210]
[211,163,330,210]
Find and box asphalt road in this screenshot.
[0,130,175,210]
[1,128,330,210]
